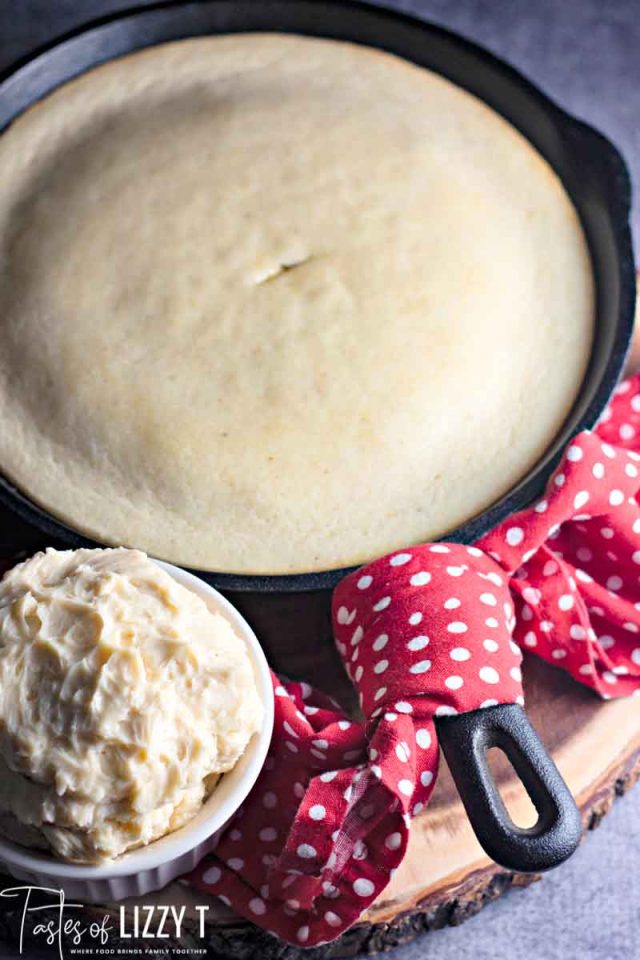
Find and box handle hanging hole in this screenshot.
[485,746,538,829]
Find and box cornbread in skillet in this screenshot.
[0,34,594,574]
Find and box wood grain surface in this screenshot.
[0,46,635,942]
[0,280,638,958]
[1,578,640,959]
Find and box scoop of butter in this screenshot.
[0,547,263,863]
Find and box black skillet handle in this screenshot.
[435,703,583,873]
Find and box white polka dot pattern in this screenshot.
[187,374,640,949]
[478,388,640,699]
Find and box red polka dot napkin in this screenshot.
[186,373,640,947]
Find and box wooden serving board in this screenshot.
[0,586,640,959]
[1,284,639,958]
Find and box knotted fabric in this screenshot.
[183,374,640,946]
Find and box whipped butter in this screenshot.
[0,548,263,863]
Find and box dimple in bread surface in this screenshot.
[0,34,594,574]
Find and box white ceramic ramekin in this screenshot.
[0,559,274,902]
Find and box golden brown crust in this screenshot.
[0,34,594,574]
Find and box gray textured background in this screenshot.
[1,2,639,958]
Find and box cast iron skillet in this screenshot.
[0,0,635,592]
[0,0,632,875]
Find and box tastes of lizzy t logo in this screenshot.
[0,886,210,958]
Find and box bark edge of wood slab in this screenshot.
[436,704,583,872]
[0,591,639,958]
[0,723,637,960]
